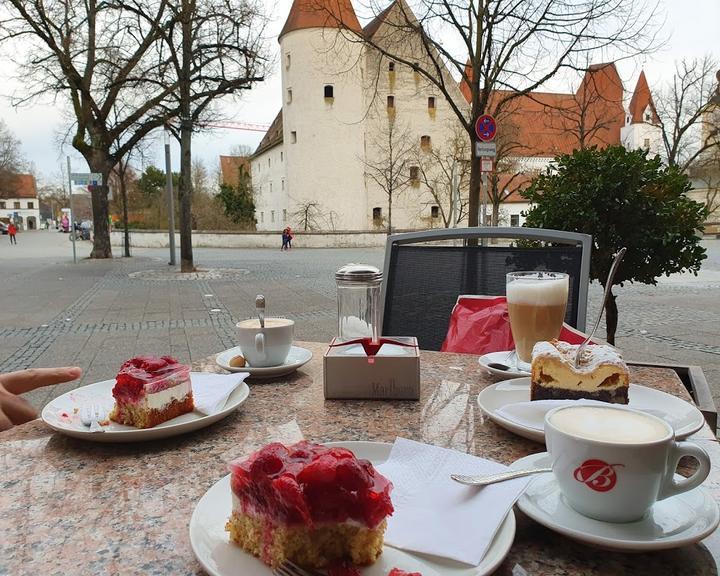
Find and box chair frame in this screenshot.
[381,227,593,332]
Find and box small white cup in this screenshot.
[545,404,711,523]
[236,318,294,367]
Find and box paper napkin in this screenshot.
[495,399,607,432]
[376,437,531,566]
[191,373,249,415]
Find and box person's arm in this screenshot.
[0,367,82,431]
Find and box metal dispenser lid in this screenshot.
[335,263,383,283]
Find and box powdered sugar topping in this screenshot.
[532,340,627,373]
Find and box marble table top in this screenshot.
[2,341,719,575]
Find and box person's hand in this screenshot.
[0,367,82,431]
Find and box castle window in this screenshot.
[387,95,395,108]
[283,209,287,222]
[270,182,273,193]
[281,179,285,190]
[14,201,20,209]
[645,113,651,122]
[271,210,275,223]
[287,89,292,104]
[428,97,435,109]
[268,158,271,167]
[260,211,264,223]
[0,201,5,209]
[643,138,650,149]
[291,131,297,143]
[431,205,439,219]
[286,53,291,68]
[324,85,334,99]
[27,201,34,209]
[409,166,419,182]
[388,62,395,72]
[420,135,431,150]
[372,207,382,222]
[280,151,283,161]
[510,214,520,227]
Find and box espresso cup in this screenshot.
[544,404,711,523]
[236,318,294,367]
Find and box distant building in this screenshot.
[249,0,662,231]
[219,155,250,188]
[0,174,40,230]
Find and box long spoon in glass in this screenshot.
[574,247,627,368]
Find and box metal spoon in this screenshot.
[451,467,553,487]
[255,294,265,328]
[574,247,627,368]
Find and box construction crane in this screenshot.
[197,121,270,133]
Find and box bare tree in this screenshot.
[417,128,470,227]
[0,120,25,195]
[329,0,661,231]
[133,0,270,271]
[656,56,720,171]
[362,114,415,233]
[109,157,135,258]
[291,201,325,231]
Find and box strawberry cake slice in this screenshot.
[109,355,193,428]
[226,441,394,569]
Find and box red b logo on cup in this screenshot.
[573,459,624,492]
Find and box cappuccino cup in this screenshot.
[236,318,294,367]
[545,405,711,523]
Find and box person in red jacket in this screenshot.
[7,222,17,245]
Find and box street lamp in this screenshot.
[164,127,177,266]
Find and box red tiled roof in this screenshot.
[219,156,250,188]
[253,110,283,157]
[628,71,660,125]
[363,2,394,39]
[279,0,361,39]
[461,63,626,157]
[0,173,37,199]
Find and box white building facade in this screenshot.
[0,174,41,230]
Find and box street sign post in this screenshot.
[70,172,103,186]
[475,114,497,142]
[475,141,497,158]
[480,158,494,173]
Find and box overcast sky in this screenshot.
[0,0,718,188]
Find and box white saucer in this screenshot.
[511,452,720,551]
[478,351,530,378]
[190,441,516,576]
[477,377,705,443]
[215,345,312,379]
[41,374,250,443]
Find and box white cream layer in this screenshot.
[534,361,627,391]
[144,379,192,410]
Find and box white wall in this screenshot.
[1,197,40,229]
[251,144,288,231]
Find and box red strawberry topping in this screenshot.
[229,441,393,528]
[388,569,422,576]
[112,355,188,400]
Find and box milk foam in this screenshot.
[506,275,568,306]
[550,406,669,444]
[237,318,293,328]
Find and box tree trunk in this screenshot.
[387,192,393,235]
[178,0,195,273]
[491,201,499,226]
[86,161,113,259]
[468,153,480,228]
[604,287,618,345]
[120,176,130,257]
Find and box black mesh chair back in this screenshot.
[381,228,592,351]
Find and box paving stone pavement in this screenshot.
[1,230,718,415]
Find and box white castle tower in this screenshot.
[620,71,662,156]
[278,0,368,229]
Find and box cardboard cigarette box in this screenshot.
[323,337,420,400]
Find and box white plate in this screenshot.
[478,351,530,379]
[190,441,516,576]
[41,373,250,443]
[215,345,312,379]
[477,378,705,443]
[511,452,720,551]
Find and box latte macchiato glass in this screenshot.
[506,271,568,363]
[236,317,294,367]
[545,405,711,523]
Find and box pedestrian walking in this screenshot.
[286,227,293,250]
[281,227,290,251]
[7,223,17,245]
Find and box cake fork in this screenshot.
[79,400,107,432]
[273,561,324,576]
[451,467,552,486]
